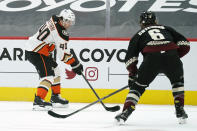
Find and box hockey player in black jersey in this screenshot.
[115,11,190,124]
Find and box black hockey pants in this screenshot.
[132,49,184,93]
[25,51,58,78]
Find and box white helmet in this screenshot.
[59,9,75,25]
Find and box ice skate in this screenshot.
[33,96,52,111]
[175,105,188,124]
[50,94,69,108]
[115,107,134,125]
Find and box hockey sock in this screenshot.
[37,87,48,99]
[51,76,61,94]
[123,90,141,111]
[172,82,184,107]
[36,79,52,99]
[123,101,135,111]
[51,84,60,94]
[174,94,184,107]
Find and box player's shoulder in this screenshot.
[51,15,69,41]
[162,25,174,31]
[128,31,141,43]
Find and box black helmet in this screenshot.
[140,11,156,26]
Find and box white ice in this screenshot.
[0,102,196,131]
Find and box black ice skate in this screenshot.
[33,96,52,111]
[115,107,135,125]
[50,94,69,108]
[175,103,188,124]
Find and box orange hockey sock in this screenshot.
[51,84,60,94]
[37,87,48,99]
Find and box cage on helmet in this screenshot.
[59,9,75,25]
[140,11,156,26]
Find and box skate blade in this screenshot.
[33,105,52,111]
[114,118,125,126]
[178,117,187,124]
[52,103,69,108]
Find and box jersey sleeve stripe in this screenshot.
[33,42,47,52]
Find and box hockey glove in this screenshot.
[71,63,83,75]
[126,62,138,86]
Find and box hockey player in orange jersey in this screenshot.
[25,9,83,110]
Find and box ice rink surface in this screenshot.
[0,102,196,131]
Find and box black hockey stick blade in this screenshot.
[48,85,129,119]
[81,73,120,112]
[105,105,120,112]
[48,110,71,118]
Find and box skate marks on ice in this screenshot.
[0,102,196,131]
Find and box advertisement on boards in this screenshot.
[0,39,196,91]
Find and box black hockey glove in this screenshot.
[70,49,83,75]
[126,61,138,86]
[71,63,83,75]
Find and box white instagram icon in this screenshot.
[85,67,98,81]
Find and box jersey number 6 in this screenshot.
[148,29,165,40]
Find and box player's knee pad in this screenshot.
[53,76,60,85]
[40,76,54,83]
[53,66,60,85]
[39,76,54,90]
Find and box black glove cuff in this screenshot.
[71,62,81,70]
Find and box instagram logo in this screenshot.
[85,67,98,81]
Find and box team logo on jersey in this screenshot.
[62,30,69,36]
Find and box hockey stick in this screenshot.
[81,73,120,112]
[48,85,129,118]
